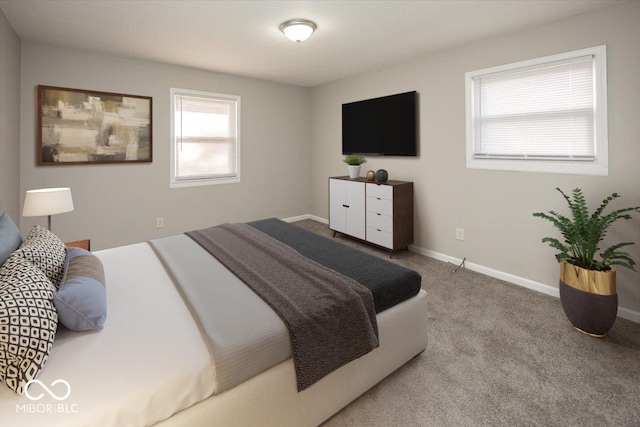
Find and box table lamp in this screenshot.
[22,187,74,231]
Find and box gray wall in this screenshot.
[20,43,311,250]
[310,1,640,316]
[0,8,21,220]
[6,2,640,317]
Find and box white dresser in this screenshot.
[329,177,366,240]
[329,177,413,252]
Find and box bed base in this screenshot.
[154,290,428,427]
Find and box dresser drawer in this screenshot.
[366,211,392,233]
[366,227,393,249]
[366,183,393,200]
[366,196,393,216]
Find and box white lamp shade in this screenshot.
[280,19,316,42]
[22,187,74,217]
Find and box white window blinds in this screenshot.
[465,45,607,176]
[472,56,594,160]
[171,89,240,186]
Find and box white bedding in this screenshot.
[0,238,428,427]
[0,243,214,427]
[149,234,292,393]
[156,289,428,427]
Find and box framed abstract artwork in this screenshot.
[37,85,152,165]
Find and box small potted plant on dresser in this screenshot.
[343,155,366,179]
[533,188,640,337]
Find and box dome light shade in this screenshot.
[279,19,317,43]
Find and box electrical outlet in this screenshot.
[156,217,164,228]
[456,228,464,241]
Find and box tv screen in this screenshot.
[342,91,417,156]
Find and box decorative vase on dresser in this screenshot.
[348,165,361,179]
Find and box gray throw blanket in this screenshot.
[186,223,379,391]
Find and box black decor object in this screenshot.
[375,169,389,183]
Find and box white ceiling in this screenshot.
[0,0,623,87]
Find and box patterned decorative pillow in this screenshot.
[0,256,58,395]
[12,225,66,289]
[55,247,107,331]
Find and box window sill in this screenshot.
[466,158,608,176]
[170,176,241,189]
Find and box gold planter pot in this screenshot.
[559,262,618,337]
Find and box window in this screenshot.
[465,45,607,175]
[170,88,240,188]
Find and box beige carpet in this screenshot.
[291,220,640,427]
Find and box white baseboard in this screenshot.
[281,214,311,223]
[286,215,640,324]
[619,306,640,324]
[282,214,328,224]
[408,244,561,298]
[409,244,640,324]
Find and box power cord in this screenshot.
[452,257,466,273]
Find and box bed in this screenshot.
[0,217,428,427]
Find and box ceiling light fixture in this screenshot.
[279,19,317,43]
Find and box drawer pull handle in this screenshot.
[377,229,381,232]
[343,204,349,208]
[377,197,381,200]
[377,213,381,216]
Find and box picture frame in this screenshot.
[37,85,152,165]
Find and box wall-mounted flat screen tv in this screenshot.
[342,91,417,156]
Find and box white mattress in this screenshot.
[156,289,429,427]
[0,243,214,427]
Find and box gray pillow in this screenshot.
[54,247,107,331]
[0,213,22,267]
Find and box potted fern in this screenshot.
[343,155,366,179]
[533,188,640,337]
